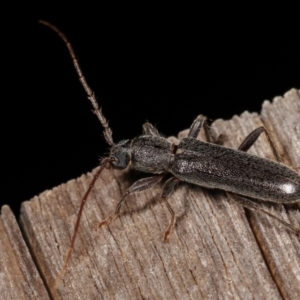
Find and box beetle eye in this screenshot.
[110,140,131,169]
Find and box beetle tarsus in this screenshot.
[98,215,117,228]
[164,215,176,242]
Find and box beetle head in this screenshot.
[110,140,131,169]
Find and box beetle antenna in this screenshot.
[39,20,114,146]
[53,157,112,289]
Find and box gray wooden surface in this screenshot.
[0,205,49,299]
[1,89,299,299]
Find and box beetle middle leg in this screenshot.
[160,177,181,241]
[160,115,216,241]
[98,174,164,228]
[160,115,219,241]
[188,114,224,144]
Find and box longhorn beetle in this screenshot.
[39,21,300,286]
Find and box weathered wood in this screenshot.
[0,205,50,299]
[19,89,300,299]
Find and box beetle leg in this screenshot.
[161,177,181,241]
[188,114,226,144]
[98,174,164,228]
[227,192,300,236]
[142,121,161,136]
[238,126,281,162]
[235,128,299,235]
[188,115,213,141]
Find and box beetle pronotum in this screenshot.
[39,20,300,287]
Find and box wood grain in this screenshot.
[17,88,300,299]
[0,205,49,299]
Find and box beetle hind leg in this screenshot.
[238,126,281,162]
[227,192,300,236]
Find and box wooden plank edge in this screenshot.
[0,205,50,299]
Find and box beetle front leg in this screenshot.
[142,121,161,136]
[161,177,180,241]
[188,115,212,141]
[98,174,164,228]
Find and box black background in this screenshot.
[2,9,299,217]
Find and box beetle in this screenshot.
[39,21,300,286]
